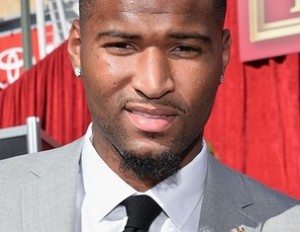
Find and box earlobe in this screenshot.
[68,19,81,70]
[222,29,231,70]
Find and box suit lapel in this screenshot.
[199,155,258,231]
[21,138,83,232]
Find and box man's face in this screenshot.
[69,0,230,179]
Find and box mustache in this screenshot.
[118,97,186,114]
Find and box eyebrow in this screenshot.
[169,32,212,44]
[97,30,141,40]
[97,30,212,43]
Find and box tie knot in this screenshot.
[123,195,162,231]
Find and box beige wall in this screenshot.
[0,0,44,19]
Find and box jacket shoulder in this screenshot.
[0,138,83,232]
[207,154,300,219]
[0,137,84,184]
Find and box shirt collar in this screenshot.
[81,123,207,228]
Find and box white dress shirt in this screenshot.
[76,124,208,232]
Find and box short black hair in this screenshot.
[79,0,227,25]
[79,0,93,21]
[213,0,227,25]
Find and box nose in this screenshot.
[132,47,175,99]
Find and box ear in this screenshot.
[221,29,231,71]
[68,19,81,70]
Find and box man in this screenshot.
[0,0,299,231]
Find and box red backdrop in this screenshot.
[0,1,300,199]
[0,25,53,89]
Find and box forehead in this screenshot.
[79,0,223,42]
[84,0,213,21]
[111,0,208,13]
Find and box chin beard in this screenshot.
[119,150,181,181]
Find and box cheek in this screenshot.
[81,53,139,122]
[82,54,133,99]
[171,62,220,134]
[173,62,220,108]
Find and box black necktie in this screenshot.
[122,195,162,232]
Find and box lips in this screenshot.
[125,104,178,133]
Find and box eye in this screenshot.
[103,42,137,55]
[171,45,203,58]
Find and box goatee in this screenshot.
[120,150,181,181]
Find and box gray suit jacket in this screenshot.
[0,138,299,232]
[234,206,300,232]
